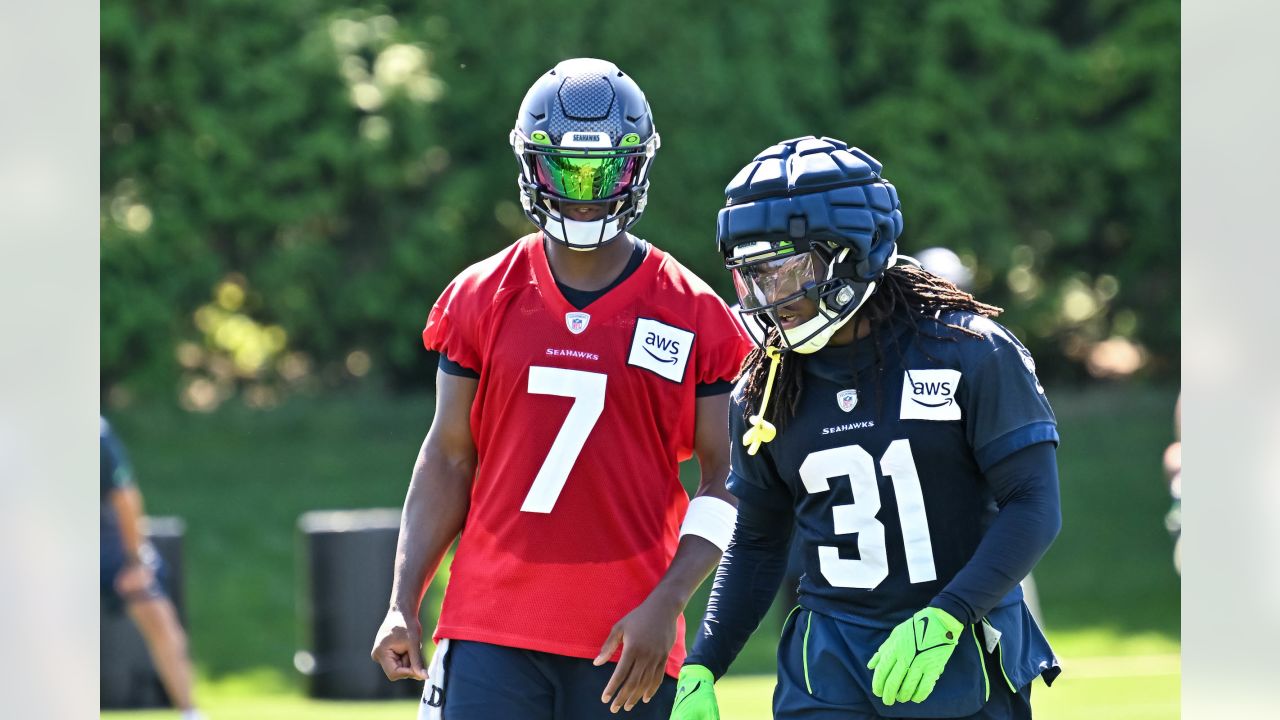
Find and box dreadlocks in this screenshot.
[737,263,1002,429]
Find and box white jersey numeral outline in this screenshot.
[520,366,607,513]
[798,439,937,589]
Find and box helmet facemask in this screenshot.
[728,237,878,354]
[511,128,659,250]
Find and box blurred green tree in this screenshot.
[102,0,1178,406]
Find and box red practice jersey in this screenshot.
[422,234,751,678]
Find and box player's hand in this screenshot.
[669,664,718,720]
[114,561,155,596]
[370,609,427,681]
[594,595,679,713]
[868,607,962,706]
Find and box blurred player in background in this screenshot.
[101,417,204,720]
[913,247,973,293]
[371,58,752,719]
[1163,393,1181,574]
[672,137,1061,720]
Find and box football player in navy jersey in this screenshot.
[670,137,1062,720]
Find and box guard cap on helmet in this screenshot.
[717,136,903,353]
[510,58,659,250]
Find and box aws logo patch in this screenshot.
[900,369,962,421]
[628,318,694,382]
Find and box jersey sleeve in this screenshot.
[422,278,484,375]
[930,441,1062,623]
[961,324,1059,472]
[725,389,794,506]
[691,294,753,387]
[438,354,481,379]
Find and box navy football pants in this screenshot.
[773,609,1033,720]
[429,639,677,720]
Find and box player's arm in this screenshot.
[929,441,1061,623]
[371,369,478,682]
[649,390,738,612]
[596,391,737,713]
[687,491,793,674]
[102,424,156,595]
[108,485,147,564]
[672,488,794,720]
[107,484,159,596]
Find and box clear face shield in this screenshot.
[728,240,868,353]
[732,248,825,313]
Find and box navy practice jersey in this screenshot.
[728,310,1058,628]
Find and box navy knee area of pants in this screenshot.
[441,640,677,720]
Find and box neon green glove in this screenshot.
[868,607,963,706]
[669,664,719,720]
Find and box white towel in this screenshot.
[417,639,451,720]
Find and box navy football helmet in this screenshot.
[510,58,659,250]
[717,136,903,353]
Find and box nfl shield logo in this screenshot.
[837,389,858,412]
[566,312,590,335]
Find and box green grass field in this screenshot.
[103,650,1179,720]
[104,382,1180,718]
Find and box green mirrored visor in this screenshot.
[533,150,640,201]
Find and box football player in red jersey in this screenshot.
[370,58,753,720]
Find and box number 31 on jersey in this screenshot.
[800,440,937,590]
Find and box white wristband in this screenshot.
[678,496,739,552]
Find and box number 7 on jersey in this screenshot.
[520,366,607,513]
